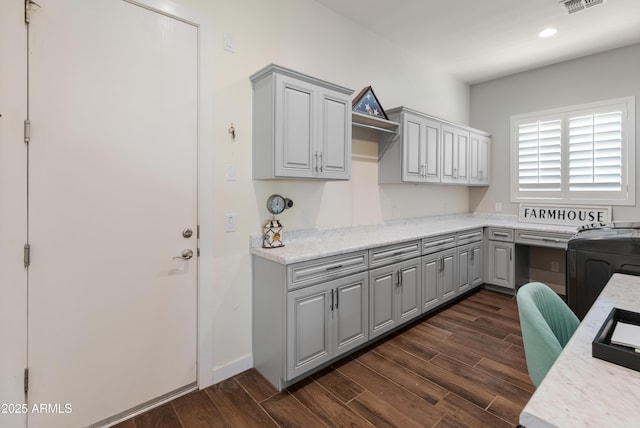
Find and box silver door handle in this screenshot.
[173,249,193,260]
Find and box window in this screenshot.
[510,97,635,205]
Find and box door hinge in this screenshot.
[24,368,29,393]
[24,243,30,267]
[24,0,40,24]
[197,248,200,257]
[197,225,200,239]
[24,120,31,144]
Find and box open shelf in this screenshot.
[352,111,399,135]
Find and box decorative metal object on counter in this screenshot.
[263,219,284,248]
[263,194,293,248]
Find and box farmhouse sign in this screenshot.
[519,204,611,227]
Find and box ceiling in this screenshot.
[314,0,640,84]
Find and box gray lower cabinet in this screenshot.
[457,242,483,294]
[286,272,368,380]
[487,240,515,289]
[369,258,422,339]
[422,248,457,312]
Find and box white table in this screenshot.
[520,273,640,427]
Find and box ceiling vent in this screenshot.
[559,0,604,14]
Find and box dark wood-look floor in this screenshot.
[114,289,533,428]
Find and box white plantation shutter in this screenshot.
[518,119,561,191]
[568,111,622,191]
[510,97,635,205]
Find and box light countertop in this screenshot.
[520,273,640,427]
[250,213,577,265]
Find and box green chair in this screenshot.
[516,282,579,387]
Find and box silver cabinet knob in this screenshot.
[173,249,193,260]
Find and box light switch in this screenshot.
[224,214,236,232]
[225,165,236,181]
[223,32,235,53]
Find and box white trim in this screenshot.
[510,96,636,206]
[212,354,254,384]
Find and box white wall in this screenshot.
[469,43,640,220]
[176,0,471,381]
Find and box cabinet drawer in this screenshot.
[287,251,368,290]
[369,241,421,268]
[487,227,514,242]
[456,228,484,245]
[515,230,573,249]
[422,233,456,255]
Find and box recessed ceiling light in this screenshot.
[539,28,558,38]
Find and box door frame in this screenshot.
[2,0,217,413]
[0,1,28,426]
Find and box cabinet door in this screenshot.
[276,75,316,178]
[469,133,490,186]
[455,130,469,182]
[398,259,421,324]
[457,245,472,294]
[402,114,424,183]
[334,273,368,357]
[319,88,351,179]
[441,125,469,184]
[441,125,456,183]
[470,244,483,287]
[423,118,441,183]
[286,282,331,379]
[487,241,514,289]
[422,253,440,312]
[369,266,397,339]
[441,249,457,302]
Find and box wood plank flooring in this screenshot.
[114,289,533,428]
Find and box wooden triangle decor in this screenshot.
[352,86,388,120]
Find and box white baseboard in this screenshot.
[211,353,254,385]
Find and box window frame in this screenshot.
[510,97,635,206]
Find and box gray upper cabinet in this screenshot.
[251,64,353,180]
[469,132,490,186]
[379,107,440,184]
[379,106,490,186]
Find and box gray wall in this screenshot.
[469,42,640,221]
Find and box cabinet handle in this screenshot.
[510,248,512,261]
[314,152,319,172]
[330,289,334,311]
[428,238,453,248]
[325,264,344,271]
[398,270,403,286]
[493,231,510,238]
[335,288,339,309]
[470,250,474,261]
[319,152,323,173]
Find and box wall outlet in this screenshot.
[495,202,502,212]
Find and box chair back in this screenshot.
[517,282,579,387]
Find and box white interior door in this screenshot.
[27,1,198,427]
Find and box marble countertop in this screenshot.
[250,213,577,264]
[520,273,640,427]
